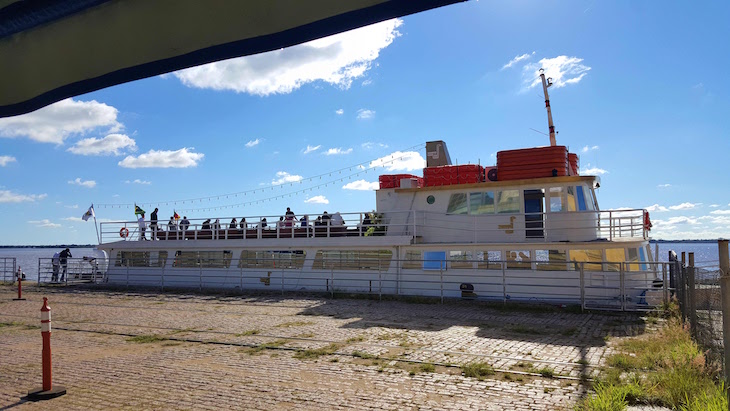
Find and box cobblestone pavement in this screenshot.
[0,286,655,410]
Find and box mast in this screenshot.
[539,69,557,146]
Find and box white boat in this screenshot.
[95,73,666,310]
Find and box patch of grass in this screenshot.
[297,332,315,338]
[576,359,590,365]
[462,362,494,380]
[0,321,25,328]
[168,327,196,335]
[235,329,260,337]
[376,333,401,341]
[346,335,365,343]
[293,343,341,360]
[126,334,167,344]
[246,339,289,355]
[352,351,376,359]
[276,321,314,328]
[538,367,554,378]
[419,363,435,373]
[503,373,512,380]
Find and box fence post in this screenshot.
[717,239,730,395]
[440,261,444,304]
[687,252,697,339]
[501,261,507,305]
[579,263,585,312]
[620,263,626,311]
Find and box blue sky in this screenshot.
[1,0,729,245]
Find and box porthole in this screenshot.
[427,195,435,204]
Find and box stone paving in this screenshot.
[0,285,656,410]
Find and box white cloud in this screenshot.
[580,164,607,175]
[652,216,699,227]
[645,204,669,212]
[305,195,329,204]
[657,183,671,188]
[361,142,388,149]
[501,52,535,70]
[64,204,79,209]
[0,155,17,166]
[324,147,353,155]
[28,219,61,228]
[710,210,730,215]
[67,133,136,156]
[362,79,373,86]
[522,56,591,90]
[118,148,204,168]
[62,217,84,222]
[68,178,96,188]
[173,19,402,95]
[0,98,121,144]
[335,109,344,115]
[370,151,425,172]
[356,109,375,119]
[125,179,151,185]
[343,180,379,191]
[245,139,261,148]
[272,171,303,185]
[0,190,47,203]
[303,145,321,154]
[669,202,700,210]
[710,204,720,208]
[581,145,599,153]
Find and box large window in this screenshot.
[446,193,468,214]
[496,190,520,214]
[449,251,473,269]
[604,248,625,272]
[402,250,422,269]
[469,191,495,214]
[576,186,588,211]
[535,250,567,271]
[566,186,577,211]
[549,187,565,212]
[313,250,392,270]
[476,251,502,270]
[238,250,306,269]
[506,250,531,270]
[569,249,603,271]
[115,251,167,267]
[175,251,232,268]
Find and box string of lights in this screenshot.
[95,143,426,213]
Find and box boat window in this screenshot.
[313,250,392,270]
[587,188,597,211]
[238,250,306,269]
[568,249,603,271]
[402,250,422,269]
[469,191,495,214]
[576,186,588,211]
[423,251,447,270]
[566,186,577,211]
[549,187,565,212]
[506,250,531,270]
[496,190,520,214]
[535,250,567,271]
[638,247,648,271]
[115,251,167,267]
[446,193,468,215]
[605,248,625,272]
[449,251,473,269]
[476,251,502,269]
[174,251,231,268]
[627,248,640,271]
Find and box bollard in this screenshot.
[13,274,26,301]
[27,298,66,400]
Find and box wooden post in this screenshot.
[688,253,697,338]
[717,239,730,397]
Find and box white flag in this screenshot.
[82,204,95,221]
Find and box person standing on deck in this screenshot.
[150,208,159,240]
[59,248,72,281]
[51,251,60,282]
[138,213,147,240]
[284,207,297,227]
[180,216,190,236]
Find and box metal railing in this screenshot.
[37,257,105,285]
[1,257,16,283]
[91,255,672,311]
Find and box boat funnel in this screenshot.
[426,141,452,167]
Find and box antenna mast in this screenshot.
[539,69,557,146]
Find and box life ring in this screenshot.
[119,227,129,238]
[643,211,652,231]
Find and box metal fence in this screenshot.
[36,257,106,285]
[1,257,16,283]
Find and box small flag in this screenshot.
[134,204,145,216]
[173,211,180,221]
[82,204,95,221]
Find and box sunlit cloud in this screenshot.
[271,171,303,185]
[580,164,607,175]
[710,204,720,208]
[324,147,353,155]
[67,133,136,156]
[361,142,388,149]
[245,139,261,148]
[68,178,96,188]
[304,195,329,204]
[0,190,47,203]
[173,19,402,95]
[118,148,204,168]
[501,51,534,70]
[645,204,669,212]
[581,145,599,153]
[357,109,375,119]
[303,145,321,154]
[710,210,730,215]
[370,151,425,172]
[335,109,344,115]
[0,98,121,144]
[669,202,700,210]
[0,155,17,166]
[522,56,591,90]
[343,180,379,191]
[125,179,151,185]
[28,219,61,228]
[657,184,671,188]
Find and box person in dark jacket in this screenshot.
[59,248,72,281]
[150,208,159,240]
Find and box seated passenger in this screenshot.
[230,218,237,230]
[239,218,246,229]
[331,212,345,226]
[300,215,308,227]
[202,219,211,230]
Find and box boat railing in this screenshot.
[99,211,415,243]
[597,209,648,240]
[36,257,105,285]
